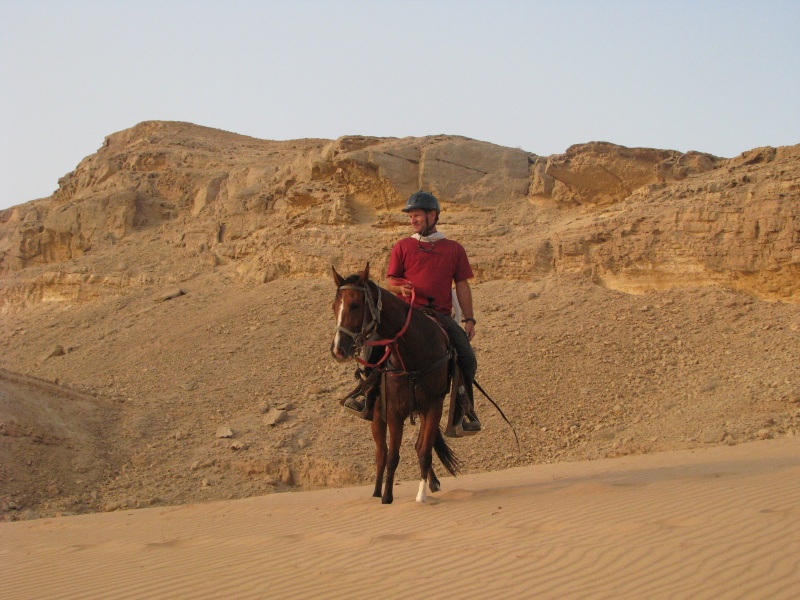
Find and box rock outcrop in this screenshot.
[1,121,798,311]
[534,141,721,206]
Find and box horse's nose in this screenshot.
[332,345,346,360]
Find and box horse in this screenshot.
[331,263,460,504]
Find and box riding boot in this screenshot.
[457,385,481,435]
[344,383,378,421]
[462,410,481,432]
[343,369,379,419]
[340,368,372,407]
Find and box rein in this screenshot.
[334,280,416,369]
[361,279,416,369]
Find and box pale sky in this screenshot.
[2,1,798,211]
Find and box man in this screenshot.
[343,190,481,434]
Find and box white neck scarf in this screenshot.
[411,231,446,242]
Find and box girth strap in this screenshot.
[385,349,452,415]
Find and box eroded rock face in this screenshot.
[0,125,536,274]
[538,142,721,206]
[552,145,800,301]
[0,121,798,310]
[1,123,305,272]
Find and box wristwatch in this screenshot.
[461,317,476,325]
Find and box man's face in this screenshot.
[408,209,434,234]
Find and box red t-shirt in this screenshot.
[386,237,474,314]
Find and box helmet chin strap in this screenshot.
[421,211,439,238]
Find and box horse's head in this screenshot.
[331,263,374,362]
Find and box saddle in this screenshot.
[340,346,474,437]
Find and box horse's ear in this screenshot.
[359,262,370,283]
[332,266,345,287]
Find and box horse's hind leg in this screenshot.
[371,413,387,498]
[415,410,442,503]
[413,426,439,492]
[428,467,441,494]
[414,416,440,494]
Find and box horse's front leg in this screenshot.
[371,412,387,498]
[382,410,404,505]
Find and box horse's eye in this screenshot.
[349,302,361,311]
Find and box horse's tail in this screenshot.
[434,429,460,476]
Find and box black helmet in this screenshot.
[402,191,440,214]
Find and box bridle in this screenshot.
[334,279,416,368]
[334,280,382,349]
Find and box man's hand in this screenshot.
[387,277,414,298]
[455,279,476,341]
[464,320,475,341]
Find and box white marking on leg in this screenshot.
[333,299,345,352]
[416,479,427,503]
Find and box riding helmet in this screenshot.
[402,191,440,214]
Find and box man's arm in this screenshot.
[386,242,413,297]
[384,277,412,298]
[454,279,476,341]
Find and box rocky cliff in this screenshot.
[2,121,797,312]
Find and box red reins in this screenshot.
[356,278,415,369]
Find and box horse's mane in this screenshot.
[337,273,361,286]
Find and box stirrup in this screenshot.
[338,370,377,406]
[445,412,481,437]
[343,395,374,421]
[451,416,480,437]
[339,383,364,407]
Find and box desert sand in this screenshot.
[3,435,799,599]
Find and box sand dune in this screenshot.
[3,437,799,599]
